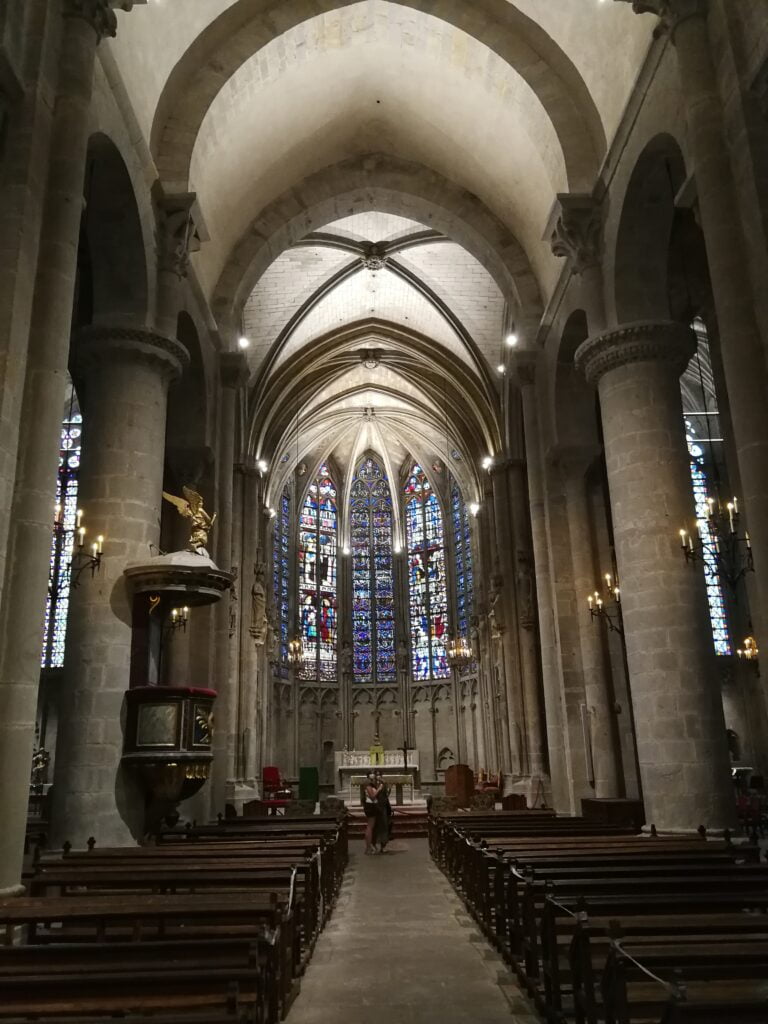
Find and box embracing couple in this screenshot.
[362,771,393,854]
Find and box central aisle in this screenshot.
[286,838,538,1024]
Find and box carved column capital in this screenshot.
[155,191,208,280]
[220,352,250,389]
[64,0,139,40]
[574,320,696,386]
[72,325,189,383]
[614,0,708,37]
[547,194,602,274]
[63,0,116,39]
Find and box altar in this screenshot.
[335,749,421,804]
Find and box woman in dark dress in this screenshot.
[374,771,393,852]
[363,773,381,854]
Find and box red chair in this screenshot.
[262,766,282,798]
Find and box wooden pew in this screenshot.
[564,907,768,1023]
[601,939,768,1024]
[0,936,273,1024]
[0,892,290,1021]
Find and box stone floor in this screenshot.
[286,838,538,1024]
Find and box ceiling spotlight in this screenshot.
[238,336,250,350]
[482,456,493,470]
[497,363,506,375]
[343,545,351,556]
[505,332,518,347]
[394,543,403,554]
[257,459,268,473]
[469,502,480,517]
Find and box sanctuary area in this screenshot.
[1,1,768,1022]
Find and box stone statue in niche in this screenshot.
[488,569,505,639]
[249,562,267,645]
[516,551,536,631]
[341,640,353,683]
[266,617,278,664]
[397,638,409,674]
[470,614,482,661]
[229,565,238,638]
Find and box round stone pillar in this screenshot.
[559,447,621,798]
[210,353,248,813]
[576,320,735,832]
[507,460,549,780]
[625,0,768,745]
[514,353,571,812]
[0,0,122,895]
[50,327,187,848]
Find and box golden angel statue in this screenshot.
[162,486,217,556]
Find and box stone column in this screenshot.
[507,461,548,780]
[210,354,247,813]
[489,463,526,774]
[0,0,55,614]
[513,353,571,811]
[576,320,735,832]
[622,0,768,721]
[235,466,261,797]
[0,0,125,895]
[558,446,621,798]
[50,327,187,848]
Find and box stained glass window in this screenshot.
[350,455,396,683]
[405,464,450,681]
[41,378,81,669]
[687,436,731,655]
[272,486,290,678]
[681,317,731,656]
[450,477,474,640]
[299,463,337,680]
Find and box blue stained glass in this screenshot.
[273,487,290,677]
[42,378,81,669]
[451,476,476,675]
[350,455,395,683]
[687,438,731,655]
[299,464,337,680]
[405,464,450,681]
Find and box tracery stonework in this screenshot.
[574,321,697,386]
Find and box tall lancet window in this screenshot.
[299,463,338,680]
[350,455,396,684]
[272,485,291,678]
[450,477,474,641]
[41,377,82,668]
[405,463,450,681]
[682,317,731,655]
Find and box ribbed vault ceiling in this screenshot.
[104,0,657,486]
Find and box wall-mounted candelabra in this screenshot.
[52,505,104,593]
[736,635,759,673]
[287,635,303,666]
[169,605,189,633]
[679,495,753,596]
[447,634,472,667]
[587,572,624,638]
